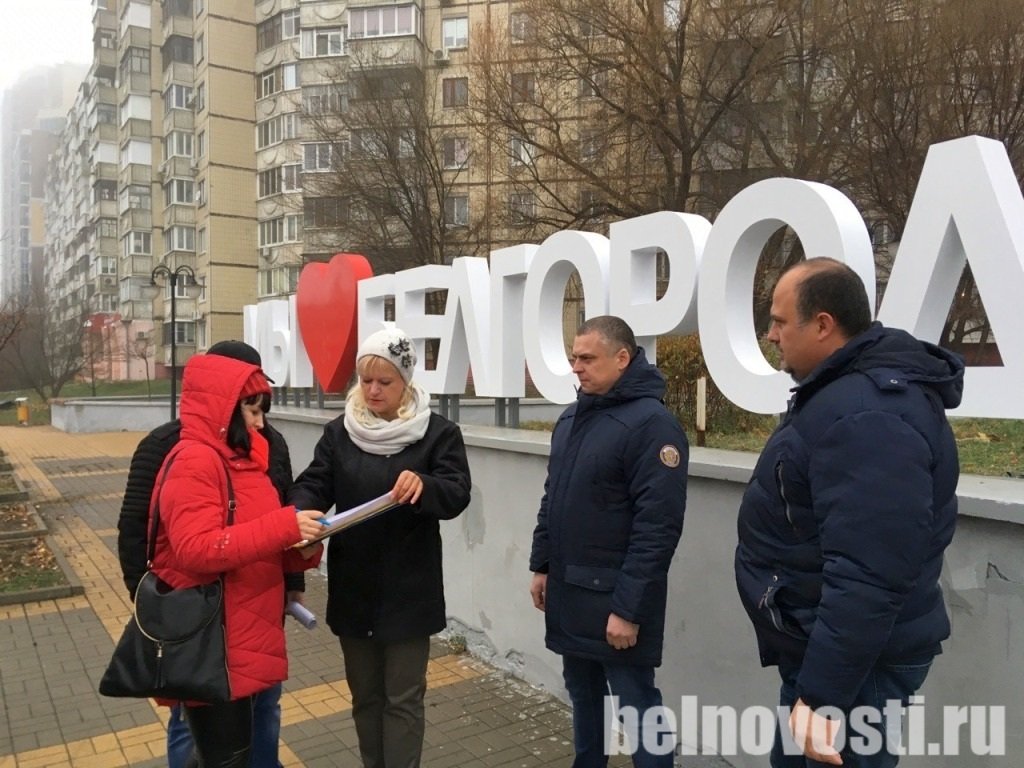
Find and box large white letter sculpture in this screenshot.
[698,178,875,414]
[245,136,1024,419]
[522,230,610,403]
[877,136,1024,418]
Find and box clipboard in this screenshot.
[301,492,398,545]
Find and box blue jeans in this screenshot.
[561,655,673,768]
[771,658,934,768]
[167,683,284,768]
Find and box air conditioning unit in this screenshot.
[185,95,196,110]
[102,276,115,288]
[259,247,272,260]
[434,48,450,64]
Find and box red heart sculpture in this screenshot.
[296,252,374,393]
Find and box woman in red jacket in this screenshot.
[149,353,326,768]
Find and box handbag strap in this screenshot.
[146,445,236,567]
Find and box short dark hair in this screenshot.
[226,393,270,456]
[576,315,637,358]
[787,258,872,338]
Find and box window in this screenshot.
[164,131,193,159]
[303,84,347,114]
[96,104,117,125]
[98,293,119,312]
[258,68,278,99]
[283,63,299,90]
[442,136,468,169]
[580,189,603,218]
[352,130,387,158]
[197,130,206,158]
[303,142,342,171]
[120,47,150,78]
[164,83,194,110]
[256,113,299,148]
[510,12,534,43]
[165,321,196,345]
[98,218,118,239]
[164,226,196,252]
[195,33,205,64]
[442,77,468,108]
[257,14,282,50]
[444,195,468,226]
[442,17,468,48]
[349,5,416,39]
[197,227,207,253]
[122,184,151,211]
[579,130,601,162]
[258,265,301,297]
[99,256,118,275]
[579,70,608,99]
[125,231,152,256]
[510,192,536,225]
[195,82,206,112]
[282,163,302,191]
[162,35,194,67]
[283,9,300,38]
[196,179,206,206]
[301,27,345,57]
[164,178,194,206]
[511,72,536,103]
[510,135,535,166]
[258,167,282,198]
[304,197,348,228]
[256,216,300,247]
[95,180,117,201]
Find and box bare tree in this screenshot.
[131,330,155,399]
[300,50,490,276]
[3,283,85,400]
[470,0,789,236]
[0,297,25,358]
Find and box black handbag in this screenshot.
[100,451,235,703]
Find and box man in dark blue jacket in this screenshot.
[736,258,963,766]
[530,315,687,768]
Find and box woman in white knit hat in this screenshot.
[288,326,471,768]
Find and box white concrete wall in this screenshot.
[50,398,172,433]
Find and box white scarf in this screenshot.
[344,383,431,456]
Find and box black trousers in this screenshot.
[184,695,254,768]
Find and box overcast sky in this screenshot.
[0,0,92,92]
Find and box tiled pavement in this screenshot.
[0,426,732,768]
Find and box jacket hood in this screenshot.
[797,322,965,409]
[577,346,666,409]
[178,354,265,455]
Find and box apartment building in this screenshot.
[0,64,83,305]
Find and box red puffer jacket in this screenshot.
[149,353,321,701]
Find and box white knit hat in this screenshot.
[357,326,417,383]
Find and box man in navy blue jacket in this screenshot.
[530,315,687,767]
[736,258,963,766]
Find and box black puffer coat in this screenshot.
[735,323,964,711]
[117,418,297,598]
[288,413,471,641]
[530,349,688,667]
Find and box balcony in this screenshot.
[120,253,153,277]
[346,36,425,71]
[163,204,196,227]
[163,61,195,90]
[120,208,153,231]
[161,155,194,179]
[117,69,150,99]
[163,107,195,133]
[162,14,194,40]
[92,46,117,80]
[121,117,152,140]
[123,164,152,186]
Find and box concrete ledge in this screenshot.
[0,472,30,503]
[0,501,47,541]
[0,534,84,606]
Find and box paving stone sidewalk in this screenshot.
[0,425,733,768]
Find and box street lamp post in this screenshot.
[150,264,197,421]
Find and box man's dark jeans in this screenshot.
[772,658,934,768]
[562,655,673,768]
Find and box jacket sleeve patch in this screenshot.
[659,445,681,468]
